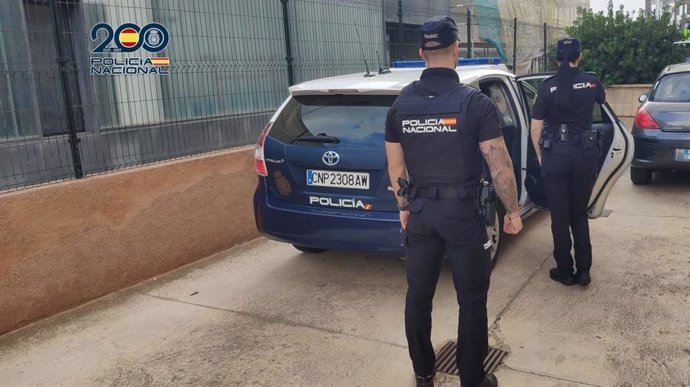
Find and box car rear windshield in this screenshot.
[269,94,397,147]
[651,72,690,102]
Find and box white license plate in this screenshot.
[306,169,370,189]
[675,149,690,161]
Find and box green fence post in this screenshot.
[280,0,295,86]
[50,0,83,178]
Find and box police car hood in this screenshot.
[288,66,512,96]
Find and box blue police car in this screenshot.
[253,59,633,263]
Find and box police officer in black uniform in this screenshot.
[385,16,523,387]
[530,38,606,287]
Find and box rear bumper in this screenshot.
[253,182,405,253]
[631,132,690,171]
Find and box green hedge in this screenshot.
[566,2,690,85]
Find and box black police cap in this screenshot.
[420,16,459,51]
[556,37,581,62]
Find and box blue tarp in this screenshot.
[474,0,507,61]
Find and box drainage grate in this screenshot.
[435,341,509,376]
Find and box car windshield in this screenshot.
[651,72,690,102]
[269,95,396,147]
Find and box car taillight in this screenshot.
[634,107,660,130]
[255,123,272,176]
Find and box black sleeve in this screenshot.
[384,105,399,143]
[532,82,550,120]
[471,93,503,142]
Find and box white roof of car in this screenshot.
[288,64,513,96]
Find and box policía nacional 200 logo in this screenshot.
[90,22,170,75]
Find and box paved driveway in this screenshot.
[1,171,689,387]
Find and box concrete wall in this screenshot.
[0,147,258,334]
[606,84,653,128]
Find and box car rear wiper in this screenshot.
[292,135,340,144]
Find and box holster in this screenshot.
[397,178,414,201]
[583,129,600,150]
[478,181,497,227]
[539,128,552,150]
[558,124,568,143]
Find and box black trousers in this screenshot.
[542,142,599,275]
[405,196,491,387]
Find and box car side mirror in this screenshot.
[638,93,648,103]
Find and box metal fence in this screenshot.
[0,0,567,191]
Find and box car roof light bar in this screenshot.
[391,57,502,68]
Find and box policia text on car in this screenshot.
[384,16,523,387]
[530,38,606,287]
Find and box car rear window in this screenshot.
[269,95,396,147]
[651,72,690,102]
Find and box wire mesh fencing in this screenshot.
[1,0,571,191]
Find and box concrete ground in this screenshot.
[1,170,689,387]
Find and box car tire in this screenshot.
[630,167,652,185]
[486,203,504,267]
[293,245,327,254]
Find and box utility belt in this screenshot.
[397,178,492,225]
[539,124,600,150]
[414,185,477,199]
[397,178,477,200]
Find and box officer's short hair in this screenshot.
[420,16,459,51]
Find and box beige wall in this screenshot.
[0,147,258,334]
[606,84,653,128]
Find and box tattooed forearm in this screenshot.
[479,138,519,214]
[492,167,519,214]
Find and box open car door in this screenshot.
[516,74,634,219]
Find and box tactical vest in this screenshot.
[394,82,482,188]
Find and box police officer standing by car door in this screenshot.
[530,38,606,287]
[385,16,523,387]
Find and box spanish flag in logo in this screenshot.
[150,57,171,67]
[442,117,457,125]
[119,28,139,48]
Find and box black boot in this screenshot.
[575,270,591,285]
[549,268,575,286]
[475,374,498,387]
[415,374,434,387]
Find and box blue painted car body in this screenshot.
[252,92,406,253]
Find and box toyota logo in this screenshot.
[322,151,340,166]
